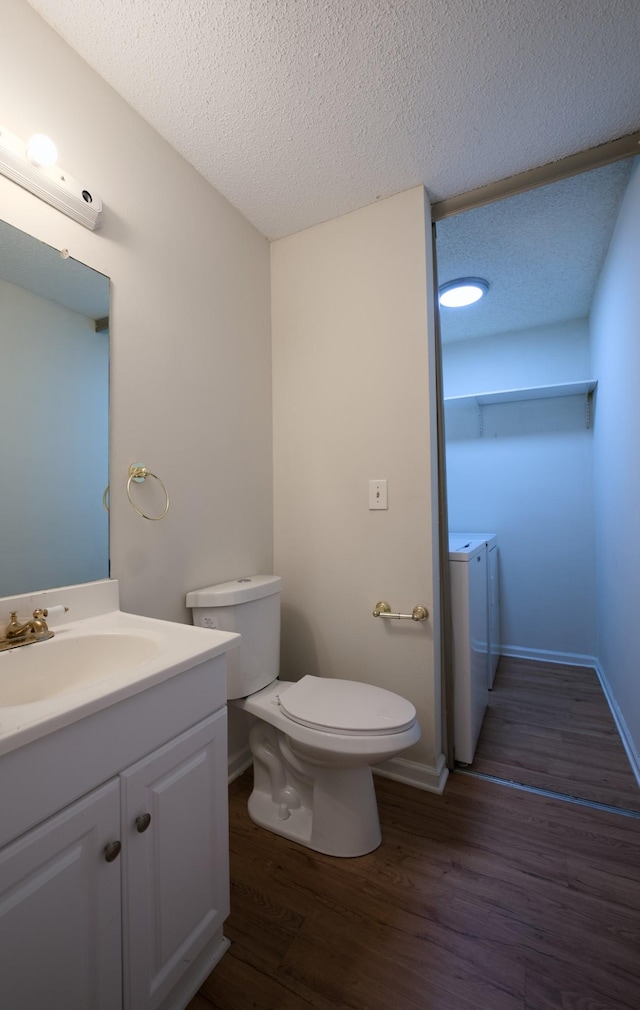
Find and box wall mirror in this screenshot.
[0,219,109,598]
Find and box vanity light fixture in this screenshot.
[0,124,102,230]
[439,277,489,308]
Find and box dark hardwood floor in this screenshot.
[472,656,640,812]
[188,767,640,1010]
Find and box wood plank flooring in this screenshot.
[472,657,640,811]
[188,769,640,1010]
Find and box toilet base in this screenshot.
[247,722,382,857]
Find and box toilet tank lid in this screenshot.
[186,575,281,608]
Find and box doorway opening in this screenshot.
[434,156,640,814]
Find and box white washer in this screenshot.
[449,536,489,764]
[454,533,500,688]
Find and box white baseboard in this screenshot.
[228,746,252,784]
[231,746,450,795]
[500,644,598,668]
[593,661,640,790]
[374,752,449,794]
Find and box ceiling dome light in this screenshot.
[439,277,489,308]
[26,134,58,168]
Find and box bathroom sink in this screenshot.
[0,632,159,706]
[0,581,240,760]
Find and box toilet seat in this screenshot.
[277,675,416,736]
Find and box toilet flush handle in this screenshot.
[373,601,429,621]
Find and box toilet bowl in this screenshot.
[186,576,420,857]
[238,676,419,856]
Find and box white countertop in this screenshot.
[0,594,238,758]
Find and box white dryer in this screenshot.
[455,533,500,688]
[449,536,489,764]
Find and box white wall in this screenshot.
[444,319,597,661]
[271,187,445,788]
[1,0,272,763]
[0,0,273,627]
[444,319,591,395]
[591,157,640,765]
[0,278,108,596]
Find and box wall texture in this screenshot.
[444,319,597,662]
[271,187,445,788]
[591,157,640,769]
[0,0,273,628]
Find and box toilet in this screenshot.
[186,575,420,857]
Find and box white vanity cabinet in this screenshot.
[0,653,232,1010]
[0,779,123,1010]
[121,709,229,1010]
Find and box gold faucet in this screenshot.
[0,609,55,652]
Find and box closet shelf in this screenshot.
[444,379,597,408]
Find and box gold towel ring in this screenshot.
[126,464,170,521]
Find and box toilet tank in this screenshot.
[186,576,281,700]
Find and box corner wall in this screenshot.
[271,187,444,788]
[591,158,640,773]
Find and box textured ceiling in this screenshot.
[26,0,640,240]
[436,159,633,342]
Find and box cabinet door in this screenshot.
[121,709,229,1010]
[0,779,122,1010]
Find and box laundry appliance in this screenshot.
[448,535,490,764]
[454,533,500,688]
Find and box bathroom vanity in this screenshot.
[0,580,239,1010]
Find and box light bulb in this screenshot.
[26,134,58,168]
[439,278,489,308]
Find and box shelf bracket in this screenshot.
[585,390,592,429]
[477,402,484,438]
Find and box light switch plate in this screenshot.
[369,479,388,510]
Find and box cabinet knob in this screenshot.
[135,813,152,833]
[104,840,122,863]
